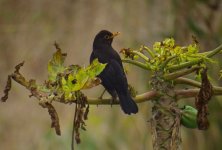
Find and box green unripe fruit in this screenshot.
[181,105,198,129]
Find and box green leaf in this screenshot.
[61,59,106,94]
[47,49,66,82]
[41,49,106,101]
[86,59,107,77]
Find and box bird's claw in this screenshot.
[98,95,103,100]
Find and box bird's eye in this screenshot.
[104,35,110,39]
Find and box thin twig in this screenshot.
[71,103,78,150]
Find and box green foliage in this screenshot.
[48,49,66,82]
[122,38,213,73]
[39,48,106,101]
[60,59,106,99]
[150,38,204,71]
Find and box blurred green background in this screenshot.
[0,0,222,150]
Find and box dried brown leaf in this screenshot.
[75,132,81,144]
[84,104,89,120]
[197,105,209,130]
[195,68,213,130]
[1,75,12,102]
[120,48,135,60]
[45,103,61,135]
[198,68,213,103]
[72,93,88,145]
[14,61,25,74]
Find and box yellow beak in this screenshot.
[111,32,120,38]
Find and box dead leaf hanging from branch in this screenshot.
[195,68,213,130]
[72,91,89,144]
[41,102,61,135]
[1,75,12,102]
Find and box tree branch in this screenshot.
[174,77,222,92]
[87,90,158,105]
[3,61,222,106]
[86,88,222,105]
[175,77,201,87]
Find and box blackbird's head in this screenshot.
[93,30,120,46]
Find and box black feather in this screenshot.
[90,30,138,115]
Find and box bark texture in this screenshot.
[151,75,181,150]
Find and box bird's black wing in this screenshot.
[100,59,138,114]
[99,59,128,95]
[90,51,118,98]
[110,47,123,67]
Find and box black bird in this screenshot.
[90,30,138,115]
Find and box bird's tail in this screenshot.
[118,93,138,115]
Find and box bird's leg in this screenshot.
[97,89,106,107]
[98,89,106,99]
[110,95,117,107]
[109,91,118,107]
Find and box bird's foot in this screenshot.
[110,97,117,107]
[96,99,103,107]
[98,89,106,100]
[98,95,103,100]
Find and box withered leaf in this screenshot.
[1,75,12,102]
[120,48,135,60]
[197,68,213,103]
[195,68,213,130]
[197,105,209,130]
[44,103,61,135]
[84,104,89,120]
[14,61,25,74]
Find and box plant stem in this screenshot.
[206,44,222,57]
[164,66,201,80]
[167,44,222,72]
[131,50,150,62]
[160,55,177,70]
[122,59,150,70]
[167,59,202,72]
[174,77,222,91]
[143,45,155,58]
